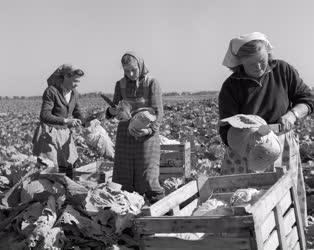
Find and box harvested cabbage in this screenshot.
[224,115,281,172]
[230,188,262,206]
[128,109,156,132]
[192,198,232,216]
[84,119,115,159]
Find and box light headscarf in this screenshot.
[121,52,149,80]
[47,64,84,86]
[222,32,273,68]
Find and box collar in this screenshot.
[230,60,277,85]
[51,85,75,106]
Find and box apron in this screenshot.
[112,77,164,203]
[32,122,78,170]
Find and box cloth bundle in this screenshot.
[221,114,281,172]
[84,119,115,159]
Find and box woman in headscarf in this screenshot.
[32,64,87,179]
[218,32,314,225]
[106,52,165,204]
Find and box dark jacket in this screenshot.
[219,59,314,145]
[40,85,85,128]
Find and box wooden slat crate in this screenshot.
[159,142,191,181]
[133,167,306,250]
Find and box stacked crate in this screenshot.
[159,142,191,181]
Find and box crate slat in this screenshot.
[134,216,254,234]
[286,226,299,249]
[160,151,184,160]
[160,144,186,151]
[263,230,279,250]
[292,241,301,250]
[160,167,184,174]
[173,198,199,216]
[260,211,276,242]
[283,207,296,236]
[290,181,306,250]
[142,235,251,250]
[279,190,292,215]
[274,203,288,249]
[149,180,198,216]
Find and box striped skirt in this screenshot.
[113,121,164,202]
[221,130,307,226]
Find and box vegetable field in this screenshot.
[1,94,314,248]
[1,94,314,173]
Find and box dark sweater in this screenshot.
[40,85,85,128]
[218,59,314,145]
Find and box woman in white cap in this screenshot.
[32,64,87,179]
[219,32,314,225]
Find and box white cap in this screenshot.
[222,32,273,68]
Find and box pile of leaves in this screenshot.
[0,157,144,250]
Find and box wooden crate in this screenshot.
[159,142,191,181]
[134,167,306,250]
[73,142,191,182]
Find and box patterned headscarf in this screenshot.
[121,52,149,80]
[47,64,84,86]
[222,32,273,68]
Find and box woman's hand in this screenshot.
[109,106,132,121]
[108,107,119,116]
[64,118,82,127]
[129,128,151,138]
[278,111,297,132]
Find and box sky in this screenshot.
[0,0,314,97]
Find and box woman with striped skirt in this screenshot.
[106,52,165,204]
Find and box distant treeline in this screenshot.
[162,91,218,96]
[0,90,218,100]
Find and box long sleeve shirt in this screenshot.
[109,75,164,133]
[40,85,85,128]
[218,59,314,145]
